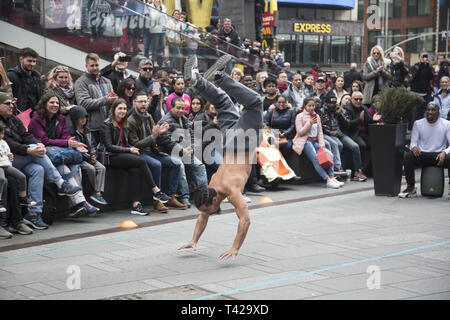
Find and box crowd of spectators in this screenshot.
[0,1,450,239]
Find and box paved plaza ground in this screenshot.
[0,175,449,301]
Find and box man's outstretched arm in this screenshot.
[178,212,210,251]
[219,193,251,260]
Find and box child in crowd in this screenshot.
[0,123,36,212]
[68,106,108,206]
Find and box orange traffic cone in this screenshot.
[120,220,138,229]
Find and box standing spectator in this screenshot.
[437,54,450,80]
[332,76,348,105]
[128,91,187,211]
[101,52,133,93]
[362,45,392,107]
[143,0,167,66]
[166,9,183,73]
[75,53,118,147]
[166,77,191,114]
[148,70,168,123]
[410,51,434,121]
[100,98,171,215]
[135,59,154,94]
[28,93,100,217]
[400,102,450,197]
[283,73,305,110]
[284,62,294,81]
[343,63,362,92]
[116,77,137,113]
[218,18,240,57]
[205,17,220,33]
[0,93,81,230]
[434,76,450,119]
[309,64,320,82]
[68,106,107,206]
[292,98,343,189]
[43,65,76,114]
[7,47,41,112]
[186,24,201,58]
[389,46,409,88]
[277,72,289,93]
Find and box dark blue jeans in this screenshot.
[140,151,181,196]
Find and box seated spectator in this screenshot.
[255,71,268,96]
[303,73,317,98]
[283,73,305,111]
[101,52,133,93]
[68,106,107,206]
[243,75,256,91]
[135,59,154,94]
[147,70,168,123]
[0,122,36,212]
[0,92,81,230]
[7,47,41,112]
[332,76,348,105]
[362,45,392,106]
[0,58,12,95]
[292,98,343,189]
[231,68,244,83]
[263,78,279,112]
[193,101,222,174]
[434,76,450,119]
[350,80,364,96]
[389,46,409,88]
[314,76,328,103]
[188,96,205,121]
[264,95,296,157]
[100,98,171,215]
[400,102,450,197]
[338,91,380,179]
[277,72,289,94]
[284,62,294,81]
[339,93,351,112]
[75,53,118,147]
[43,65,76,114]
[166,77,191,114]
[116,77,137,114]
[128,92,188,211]
[28,93,100,217]
[158,98,208,191]
[320,93,365,179]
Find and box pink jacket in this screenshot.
[165,92,191,114]
[292,110,325,155]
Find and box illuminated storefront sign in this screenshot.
[294,23,332,33]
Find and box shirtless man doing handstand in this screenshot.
[178,55,263,260]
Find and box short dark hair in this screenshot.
[263,77,277,88]
[171,97,185,108]
[20,47,38,59]
[193,187,217,209]
[303,97,315,107]
[135,90,147,98]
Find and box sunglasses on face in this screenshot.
[55,65,69,71]
[127,87,136,91]
[353,98,363,101]
[142,68,153,72]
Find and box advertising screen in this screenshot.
[277,0,355,8]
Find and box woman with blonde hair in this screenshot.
[362,45,392,105]
[0,59,12,95]
[388,46,409,88]
[43,65,76,114]
[231,68,244,83]
[256,71,268,96]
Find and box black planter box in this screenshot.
[369,123,407,196]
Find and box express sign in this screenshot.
[294,22,332,33]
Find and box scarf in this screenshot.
[59,85,75,99]
[45,118,57,139]
[369,56,385,91]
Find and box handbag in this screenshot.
[316,147,334,170]
[96,144,110,166]
[46,146,83,180]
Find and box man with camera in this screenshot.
[100,52,133,93]
[411,51,434,122]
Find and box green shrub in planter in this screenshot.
[375,87,424,124]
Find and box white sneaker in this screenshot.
[333,178,344,188]
[326,178,340,189]
[242,193,252,203]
